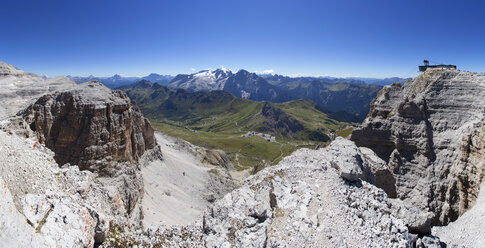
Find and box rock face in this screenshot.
[23,81,156,174]
[351,68,485,230]
[202,149,233,169]
[432,181,485,247]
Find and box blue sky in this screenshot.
[1,0,483,78]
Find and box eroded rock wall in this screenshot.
[351,68,485,228]
[23,81,156,175]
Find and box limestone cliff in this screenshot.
[23,81,156,175]
[351,68,485,230]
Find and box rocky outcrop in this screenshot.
[432,181,485,247]
[0,77,162,247]
[23,81,156,175]
[202,149,233,169]
[111,138,442,247]
[351,68,485,231]
[0,61,26,76]
[325,138,385,182]
[201,138,438,247]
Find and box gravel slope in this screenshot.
[141,132,235,227]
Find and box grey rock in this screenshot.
[199,140,427,247]
[23,80,156,174]
[351,68,485,232]
[202,149,233,169]
[326,137,364,181]
[325,137,391,183]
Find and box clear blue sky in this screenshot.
[1,0,483,78]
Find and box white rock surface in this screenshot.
[201,139,432,247]
[326,137,365,181]
[0,121,154,247]
[0,61,76,120]
[0,176,45,247]
[0,130,97,247]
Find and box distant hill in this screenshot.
[262,74,383,120]
[345,77,410,86]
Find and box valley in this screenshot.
[121,80,353,170]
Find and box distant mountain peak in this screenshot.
[219,66,231,73]
[236,69,250,74]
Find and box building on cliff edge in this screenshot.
[419,59,457,72]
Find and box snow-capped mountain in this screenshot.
[168,68,234,92]
[168,68,294,102]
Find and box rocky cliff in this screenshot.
[23,81,156,175]
[0,63,161,247]
[351,68,485,230]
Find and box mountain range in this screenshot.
[166,69,388,120]
[121,80,350,141]
[169,69,294,102]
[68,73,174,88]
[68,69,407,120]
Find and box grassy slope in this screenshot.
[273,99,341,131]
[124,84,351,170]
